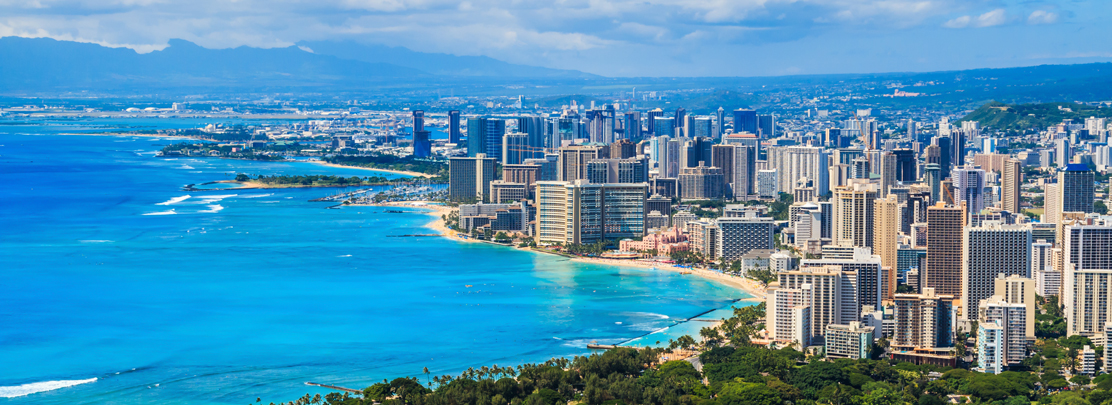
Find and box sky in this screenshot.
[0,0,1110,77]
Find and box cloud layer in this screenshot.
[0,0,1107,76]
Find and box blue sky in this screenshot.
[0,0,1109,77]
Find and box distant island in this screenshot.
[186,174,400,190]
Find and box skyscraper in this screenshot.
[924,164,942,203]
[1061,163,1096,214]
[926,203,966,298]
[715,107,726,138]
[892,287,956,350]
[646,108,663,135]
[558,145,608,182]
[767,146,830,196]
[449,154,496,202]
[1056,138,1072,167]
[934,136,952,179]
[961,223,1032,320]
[1002,159,1022,214]
[535,181,647,245]
[448,110,461,144]
[874,194,900,300]
[467,117,506,160]
[711,144,736,198]
[733,108,757,134]
[893,149,916,182]
[733,145,756,200]
[757,114,776,138]
[501,133,531,165]
[653,117,675,138]
[878,152,898,197]
[1063,224,1112,339]
[623,111,641,140]
[953,167,986,217]
[833,183,878,249]
[679,163,724,200]
[674,107,687,137]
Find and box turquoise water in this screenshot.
[0,122,748,404]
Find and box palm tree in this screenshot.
[423,366,430,386]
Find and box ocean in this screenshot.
[0,119,750,404]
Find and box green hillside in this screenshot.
[959,101,1112,134]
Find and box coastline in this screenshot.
[188,179,394,190]
[363,201,767,300]
[311,161,436,178]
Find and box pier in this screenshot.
[305,382,363,395]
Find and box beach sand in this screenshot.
[365,202,767,299]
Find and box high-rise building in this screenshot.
[976,318,1005,374]
[1060,163,1096,214]
[961,223,1032,320]
[501,132,531,165]
[757,169,778,198]
[449,154,496,202]
[674,107,687,137]
[679,163,724,200]
[623,111,641,140]
[893,149,917,183]
[767,146,830,196]
[692,117,713,139]
[874,194,900,300]
[878,152,898,197]
[825,322,875,360]
[610,139,638,159]
[412,110,424,133]
[732,145,756,200]
[715,107,726,139]
[517,116,546,150]
[892,287,956,350]
[467,117,506,160]
[924,164,942,203]
[833,183,878,249]
[558,145,608,181]
[1056,138,1072,167]
[801,248,883,312]
[733,109,757,134]
[757,114,776,138]
[933,136,952,179]
[993,274,1036,339]
[1044,183,1061,225]
[953,167,986,217]
[1063,224,1112,340]
[448,110,461,144]
[716,215,776,260]
[926,203,966,298]
[534,180,647,245]
[711,144,736,198]
[766,284,813,346]
[776,265,859,343]
[645,109,663,135]
[1002,159,1022,214]
[653,117,675,138]
[585,157,649,184]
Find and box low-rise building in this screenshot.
[825,321,875,360]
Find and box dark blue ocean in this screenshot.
[0,118,748,404]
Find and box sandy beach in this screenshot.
[366,201,768,299]
[312,161,435,178]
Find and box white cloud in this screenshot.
[943,15,970,28]
[974,8,1005,27]
[943,8,1005,29]
[1028,10,1058,25]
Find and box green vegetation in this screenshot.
[959,101,1112,134]
[323,154,447,179]
[769,193,794,221]
[236,173,397,187]
[160,142,285,160]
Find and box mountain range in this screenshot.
[0,37,594,93]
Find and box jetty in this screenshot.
[305,382,362,395]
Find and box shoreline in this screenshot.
[188,179,395,190]
[358,201,766,300]
[311,161,436,178]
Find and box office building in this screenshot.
[711,144,736,198]
[1060,163,1096,214]
[926,203,966,298]
[892,288,956,350]
[757,114,776,138]
[467,117,506,160]
[961,223,1032,320]
[733,109,757,134]
[732,145,756,199]
[534,180,647,245]
[623,111,641,140]
[448,110,461,144]
[412,129,431,158]
[502,132,531,165]
[924,164,942,204]
[653,117,675,138]
[1056,138,1072,167]
[953,167,986,217]
[878,152,898,197]
[825,322,875,360]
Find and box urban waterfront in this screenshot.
[0,129,749,404]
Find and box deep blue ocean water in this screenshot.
[0,119,748,404]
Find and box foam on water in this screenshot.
[157,195,191,205]
[0,378,97,398]
[198,205,224,213]
[142,209,177,216]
